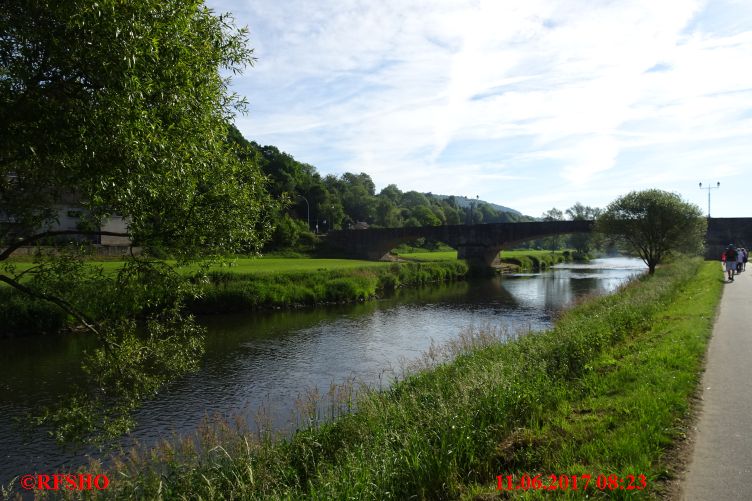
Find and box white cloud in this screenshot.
[209,0,752,216]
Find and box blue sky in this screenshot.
[207,0,752,217]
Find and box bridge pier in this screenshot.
[456,245,501,269]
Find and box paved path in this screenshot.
[682,266,752,500]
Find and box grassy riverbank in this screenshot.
[1,256,390,277]
[190,260,468,314]
[78,258,720,499]
[0,259,468,336]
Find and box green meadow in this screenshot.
[3,256,390,277]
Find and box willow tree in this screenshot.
[0,1,277,443]
[596,190,705,274]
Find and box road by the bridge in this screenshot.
[680,265,752,500]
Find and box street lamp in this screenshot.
[698,182,720,217]
[295,194,310,230]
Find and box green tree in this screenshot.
[268,213,308,249]
[431,205,446,225]
[478,203,498,223]
[596,189,706,274]
[542,208,564,221]
[0,0,277,442]
[443,206,461,225]
[414,205,441,226]
[375,198,402,227]
[565,202,601,257]
[539,208,564,250]
[379,184,403,205]
[402,191,431,209]
[335,172,376,223]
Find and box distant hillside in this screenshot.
[429,194,522,215]
[226,124,536,245]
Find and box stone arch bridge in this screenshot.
[325,220,594,268]
[325,218,752,269]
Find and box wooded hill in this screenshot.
[228,126,533,249]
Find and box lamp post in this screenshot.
[698,182,720,218]
[295,194,310,230]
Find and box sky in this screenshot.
[206,0,752,218]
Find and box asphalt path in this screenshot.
[682,264,752,500]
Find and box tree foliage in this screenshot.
[565,202,601,256]
[1,0,275,257]
[538,207,565,250]
[1,0,277,443]
[596,189,706,274]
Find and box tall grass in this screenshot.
[65,258,719,500]
[189,261,469,314]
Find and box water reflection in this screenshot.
[505,257,645,310]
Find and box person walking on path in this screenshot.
[724,245,737,281]
[681,266,752,500]
[742,248,748,271]
[736,247,744,274]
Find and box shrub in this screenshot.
[0,289,67,337]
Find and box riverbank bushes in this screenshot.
[86,258,720,499]
[0,288,67,337]
[188,260,468,314]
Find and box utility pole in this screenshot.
[699,182,720,218]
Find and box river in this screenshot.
[0,257,645,484]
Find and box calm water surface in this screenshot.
[0,257,645,483]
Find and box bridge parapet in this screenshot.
[326,220,594,268]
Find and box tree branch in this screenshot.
[0,273,101,337]
[0,230,129,261]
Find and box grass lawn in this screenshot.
[4,249,566,277]
[2,256,392,280]
[201,257,390,274]
[398,250,458,261]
